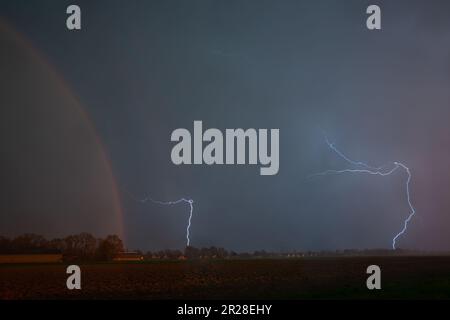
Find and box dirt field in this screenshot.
[1,256,450,299]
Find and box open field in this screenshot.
[1,256,450,299]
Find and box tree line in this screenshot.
[146,246,233,260]
[0,234,423,262]
[0,233,124,261]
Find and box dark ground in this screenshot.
[1,256,450,299]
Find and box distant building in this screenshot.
[113,252,144,262]
[0,254,63,264]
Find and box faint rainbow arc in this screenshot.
[0,19,125,241]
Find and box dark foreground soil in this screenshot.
[1,256,450,299]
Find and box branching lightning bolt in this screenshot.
[140,196,194,247]
[310,136,416,249]
[123,188,194,247]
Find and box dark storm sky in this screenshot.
[2,0,450,251]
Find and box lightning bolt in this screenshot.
[310,136,416,250]
[140,196,194,247]
[123,188,194,247]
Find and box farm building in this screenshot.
[0,254,63,264]
[113,252,144,262]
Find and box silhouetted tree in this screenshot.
[12,234,48,253]
[217,247,228,259]
[63,233,97,260]
[96,235,124,261]
[184,246,200,259]
[0,236,11,253]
